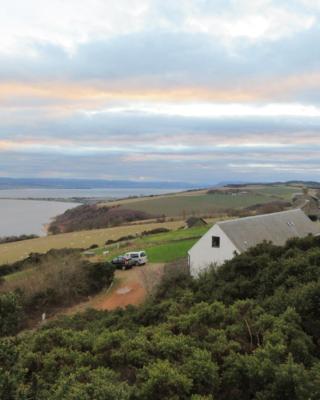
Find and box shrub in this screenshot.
[85,261,115,293]
[142,227,171,236]
[0,292,23,336]
[0,250,115,324]
[3,236,320,397]
[0,234,39,244]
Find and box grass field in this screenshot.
[252,185,299,200]
[110,184,299,217]
[146,238,196,263]
[94,225,211,264]
[1,225,210,283]
[0,220,186,265]
[0,219,218,266]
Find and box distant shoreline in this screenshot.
[0,197,94,204]
[0,187,191,204]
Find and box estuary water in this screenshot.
[0,188,179,199]
[0,199,80,237]
[0,188,180,237]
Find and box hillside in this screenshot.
[48,204,156,234]
[0,248,115,329]
[1,236,320,398]
[0,225,209,329]
[44,183,297,234]
[0,219,189,265]
[105,183,298,217]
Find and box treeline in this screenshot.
[2,236,320,398]
[0,234,39,244]
[48,204,155,234]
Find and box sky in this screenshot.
[1,0,320,184]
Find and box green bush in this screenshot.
[0,251,115,330]
[85,261,115,293]
[2,237,320,398]
[0,292,23,336]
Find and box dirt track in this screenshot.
[95,263,164,310]
[64,263,165,314]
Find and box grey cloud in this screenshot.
[2,147,320,183]
[2,108,320,140]
[1,27,320,101]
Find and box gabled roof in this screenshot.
[217,209,320,252]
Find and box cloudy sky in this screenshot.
[1,0,320,184]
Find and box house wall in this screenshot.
[188,225,238,277]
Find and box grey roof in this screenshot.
[217,209,320,252]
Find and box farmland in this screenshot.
[0,220,185,265]
[94,224,211,264]
[109,184,300,217]
[45,183,300,234]
[0,183,301,265]
[0,220,213,266]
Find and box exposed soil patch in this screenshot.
[116,287,132,295]
[94,263,164,310]
[97,281,145,310]
[62,263,165,314]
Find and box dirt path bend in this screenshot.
[95,263,164,310]
[64,263,165,315]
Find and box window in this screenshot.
[212,236,220,248]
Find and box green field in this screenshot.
[118,186,296,217]
[252,185,299,199]
[1,225,211,281]
[0,220,185,265]
[146,238,196,263]
[96,225,210,264]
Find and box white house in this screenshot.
[188,209,320,277]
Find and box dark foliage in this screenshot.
[141,227,171,236]
[48,204,156,234]
[0,234,39,244]
[105,235,138,245]
[0,248,82,277]
[2,237,320,399]
[88,243,99,249]
[0,249,115,332]
[244,200,291,214]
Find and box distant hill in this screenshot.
[1,177,318,191]
[0,177,198,190]
[224,180,320,188]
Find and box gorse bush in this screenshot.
[0,292,23,336]
[2,236,320,399]
[0,249,115,331]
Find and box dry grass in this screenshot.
[0,253,86,304]
[0,220,185,265]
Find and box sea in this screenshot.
[0,188,179,237]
